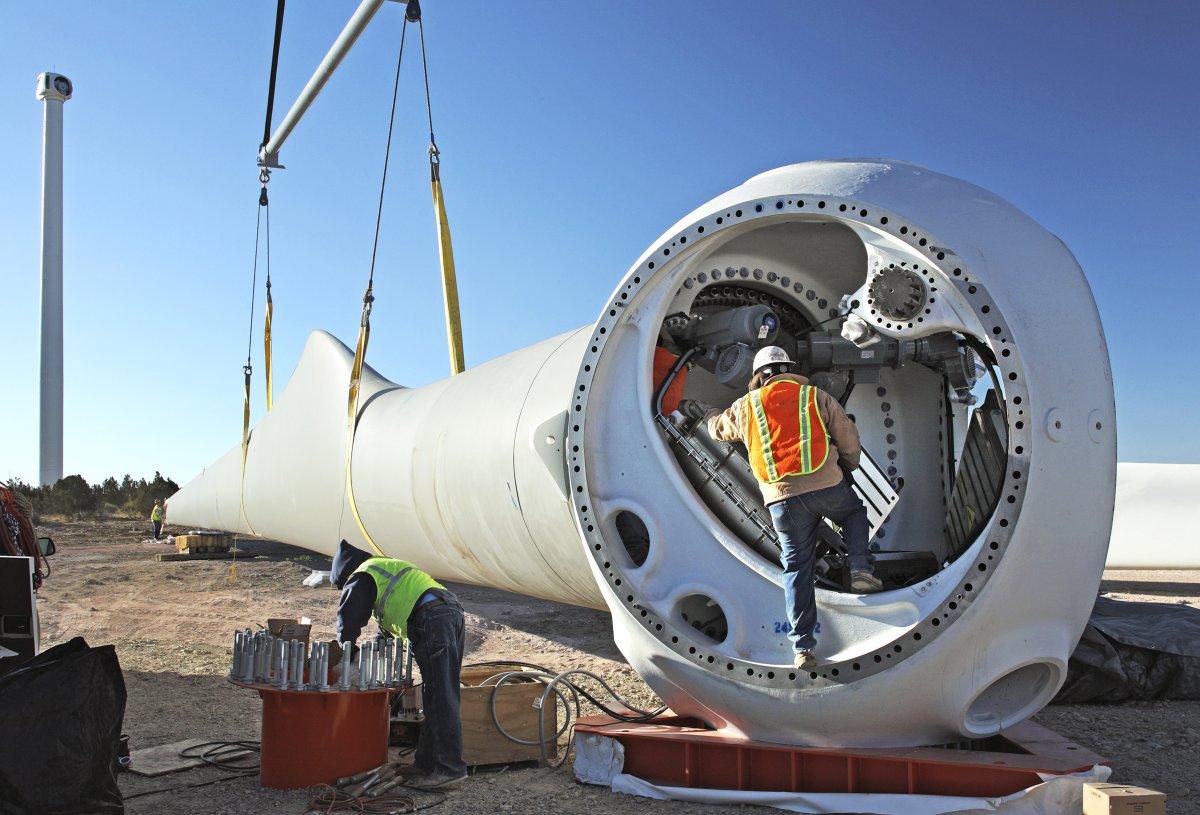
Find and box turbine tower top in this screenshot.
[36,71,72,486]
[36,72,73,103]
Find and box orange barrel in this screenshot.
[257,686,391,789]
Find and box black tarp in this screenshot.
[1053,596,1200,703]
[0,637,126,814]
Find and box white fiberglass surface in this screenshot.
[568,160,1113,744]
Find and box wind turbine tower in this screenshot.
[35,72,72,486]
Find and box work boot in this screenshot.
[851,570,884,593]
[405,770,468,790]
[396,764,427,778]
[792,650,817,670]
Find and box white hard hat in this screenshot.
[752,345,792,374]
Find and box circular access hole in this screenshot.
[963,662,1060,737]
[678,594,728,644]
[615,510,650,567]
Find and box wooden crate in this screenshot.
[460,671,556,766]
[175,533,232,554]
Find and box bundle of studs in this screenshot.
[331,760,410,798]
[227,629,416,691]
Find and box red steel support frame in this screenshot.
[575,715,1107,798]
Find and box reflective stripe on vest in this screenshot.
[747,382,830,483]
[351,558,443,639]
[368,564,413,620]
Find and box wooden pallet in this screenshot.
[175,533,234,554]
[155,548,246,562]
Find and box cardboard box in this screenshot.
[459,667,557,766]
[1083,783,1167,815]
[267,617,312,648]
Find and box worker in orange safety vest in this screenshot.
[704,345,883,670]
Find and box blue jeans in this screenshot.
[769,480,870,652]
[408,591,466,777]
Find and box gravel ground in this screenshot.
[25,516,1200,814]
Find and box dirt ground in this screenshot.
[27,516,1200,815]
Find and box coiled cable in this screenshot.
[473,666,668,769]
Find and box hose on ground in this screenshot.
[179,740,261,773]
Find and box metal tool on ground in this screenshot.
[325,756,448,807]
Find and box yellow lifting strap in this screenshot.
[431,155,465,375]
[234,174,275,581]
[344,288,385,557]
[264,282,274,411]
[233,366,262,582]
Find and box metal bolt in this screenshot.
[357,641,368,691]
[256,634,268,682]
[340,641,353,692]
[231,630,242,678]
[384,639,394,688]
[251,634,261,682]
[293,640,306,691]
[241,635,255,682]
[279,640,290,689]
[324,642,333,691]
[311,641,321,691]
[243,629,256,681]
[317,642,329,691]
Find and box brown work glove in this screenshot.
[837,457,857,482]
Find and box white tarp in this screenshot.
[1108,463,1200,568]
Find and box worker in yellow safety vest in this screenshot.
[330,540,467,790]
[150,499,165,541]
[703,346,883,671]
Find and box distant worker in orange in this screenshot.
[150,499,165,541]
[706,346,882,670]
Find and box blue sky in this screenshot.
[2,1,1197,486]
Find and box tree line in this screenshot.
[3,473,180,519]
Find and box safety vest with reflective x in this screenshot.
[351,558,444,640]
[746,381,830,483]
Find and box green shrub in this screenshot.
[9,472,179,519]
